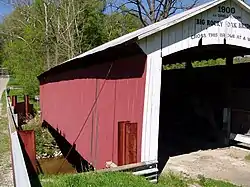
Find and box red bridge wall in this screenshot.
[40,54,147,169]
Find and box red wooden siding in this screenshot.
[40,54,147,169]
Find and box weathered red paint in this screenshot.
[40,54,147,169]
[18,130,37,174]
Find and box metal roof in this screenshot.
[41,0,250,75]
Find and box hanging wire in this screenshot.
[56,62,114,174]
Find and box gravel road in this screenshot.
[164,146,250,187]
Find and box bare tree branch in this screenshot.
[116,0,199,25]
[154,0,164,22]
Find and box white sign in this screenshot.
[161,0,250,57]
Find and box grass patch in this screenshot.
[158,173,239,187]
[196,175,239,187]
[198,178,239,187]
[244,154,250,161]
[0,91,9,154]
[158,173,192,187]
[40,172,156,187]
[1,89,7,115]
[8,77,20,87]
[0,116,9,153]
[39,172,240,187]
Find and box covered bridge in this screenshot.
[38,0,250,173]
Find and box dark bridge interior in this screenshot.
[158,44,250,173]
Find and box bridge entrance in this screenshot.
[158,44,250,172]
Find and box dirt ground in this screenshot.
[0,78,13,187]
[164,146,250,187]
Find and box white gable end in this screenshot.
[165,0,250,56]
[139,0,250,57]
[193,0,250,48]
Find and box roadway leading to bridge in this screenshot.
[164,146,250,187]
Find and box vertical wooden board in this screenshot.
[201,10,208,32]
[215,3,225,44]
[147,51,162,162]
[230,0,250,48]
[118,121,127,166]
[125,122,137,164]
[74,77,97,164]
[186,18,196,49]
[167,27,176,54]
[18,130,36,174]
[203,5,220,45]
[130,123,138,164]
[200,8,212,45]
[224,1,235,44]
[168,23,184,55]
[140,37,162,162]
[94,78,115,169]
[182,18,191,52]
[162,27,169,54]
[191,13,206,44]
[195,13,203,35]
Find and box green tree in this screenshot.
[0,0,141,97]
[2,20,44,96]
[102,11,142,41]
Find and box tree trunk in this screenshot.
[44,2,50,69]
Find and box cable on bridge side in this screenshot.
[56,62,114,174]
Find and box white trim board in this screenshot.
[139,33,162,162]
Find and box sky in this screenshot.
[0,0,220,20]
[1,0,250,22]
[0,0,14,22]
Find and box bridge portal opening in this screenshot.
[158,44,250,173]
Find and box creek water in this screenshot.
[37,156,76,175]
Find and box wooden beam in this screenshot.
[98,160,157,173]
[230,133,250,145]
